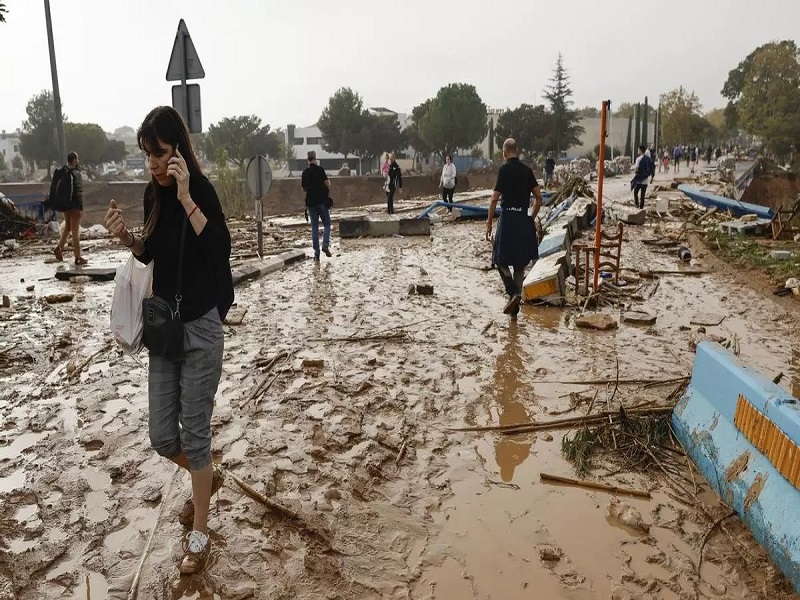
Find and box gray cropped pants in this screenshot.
[148,307,224,471]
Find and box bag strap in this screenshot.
[174,214,188,317]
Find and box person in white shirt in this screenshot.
[440,154,457,212]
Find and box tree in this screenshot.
[687,114,717,146]
[576,106,600,118]
[103,139,128,163]
[317,87,365,159]
[11,156,23,171]
[64,122,107,166]
[658,86,702,146]
[406,99,435,159]
[624,114,633,157]
[19,90,63,172]
[418,83,487,155]
[353,112,405,166]
[735,42,800,159]
[0,2,7,23]
[206,116,281,168]
[494,104,555,159]
[543,53,584,154]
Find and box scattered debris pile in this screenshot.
[0,195,36,239]
[561,382,689,478]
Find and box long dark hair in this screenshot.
[137,106,204,237]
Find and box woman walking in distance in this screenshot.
[386,153,403,214]
[440,154,457,211]
[104,106,234,574]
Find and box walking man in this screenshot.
[52,151,87,265]
[632,145,654,210]
[301,151,332,261]
[673,145,682,173]
[544,151,556,189]
[485,139,542,321]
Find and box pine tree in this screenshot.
[624,114,633,157]
[543,53,585,155]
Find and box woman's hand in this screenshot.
[168,147,190,202]
[105,199,131,244]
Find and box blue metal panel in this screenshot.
[673,342,800,593]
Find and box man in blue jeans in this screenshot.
[301,151,332,261]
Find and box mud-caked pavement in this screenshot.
[1,178,799,599]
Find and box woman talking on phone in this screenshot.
[105,106,233,574]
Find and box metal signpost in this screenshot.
[166,19,205,133]
[246,155,273,258]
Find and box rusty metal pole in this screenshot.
[593,100,610,295]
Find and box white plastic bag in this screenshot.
[110,255,153,354]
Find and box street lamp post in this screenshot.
[44,0,67,167]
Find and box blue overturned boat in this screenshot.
[673,342,800,593]
[678,185,773,220]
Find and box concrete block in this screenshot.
[770,250,792,261]
[538,229,571,259]
[257,256,287,275]
[277,249,306,265]
[719,218,772,236]
[339,217,371,238]
[564,198,596,230]
[673,342,800,593]
[231,265,261,287]
[398,218,432,236]
[613,206,646,225]
[522,250,567,305]
[368,220,401,237]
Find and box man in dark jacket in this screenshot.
[52,151,87,265]
[386,154,403,214]
[631,145,654,210]
[486,138,542,320]
[301,151,332,261]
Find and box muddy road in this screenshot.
[1,176,799,599]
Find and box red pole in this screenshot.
[593,100,609,295]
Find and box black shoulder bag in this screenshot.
[142,216,188,360]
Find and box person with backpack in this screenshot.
[51,151,87,265]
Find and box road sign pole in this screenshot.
[180,30,189,126]
[256,155,264,258]
[44,0,67,166]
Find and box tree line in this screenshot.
[317,53,585,164]
[13,41,799,177]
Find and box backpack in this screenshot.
[44,166,74,211]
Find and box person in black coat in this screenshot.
[386,153,403,214]
[485,138,543,320]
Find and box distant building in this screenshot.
[0,130,22,170]
[477,109,505,160]
[286,107,411,175]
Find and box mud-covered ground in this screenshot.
[1,171,799,600]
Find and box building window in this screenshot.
[306,137,324,145]
[13,145,19,152]
[292,137,304,145]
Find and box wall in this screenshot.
[1,173,497,227]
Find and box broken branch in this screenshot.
[540,472,651,499]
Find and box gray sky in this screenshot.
[3,0,799,135]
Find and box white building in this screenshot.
[286,107,411,175]
[0,130,22,171]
